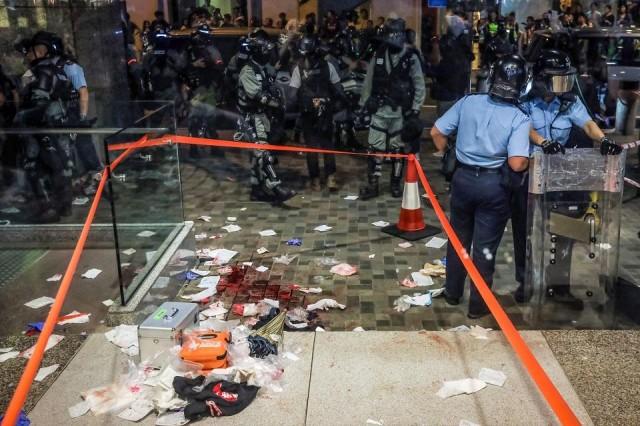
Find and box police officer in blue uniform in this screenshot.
[430,55,531,319]
[512,49,622,305]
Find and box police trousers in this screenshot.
[367,105,403,152]
[445,166,510,313]
[302,115,335,179]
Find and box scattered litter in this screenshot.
[316,257,340,266]
[447,325,471,332]
[25,322,44,336]
[394,293,432,312]
[459,420,480,426]
[307,299,346,311]
[137,230,156,238]
[209,248,238,265]
[411,271,434,287]
[0,351,20,363]
[222,224,241,233]
[400,278,417,288]
[366,419,384,426]
[298,287,322,294]
[104,325,138,356]
[46,273,63,282]
[430,288,445,298]
[68,400,91,418]
[195,233,208,240]
[240,207,248,211]
[368,254,376,259]
[155,411,189,426]
[420,262,446,277]
[286,238,303,246]
[425,237,448,249]
[81,268,102,279]
[22,334,64,359]
[198,276,220,289]
[0,347,13,353]
[470,325,492,340]
[183,287,216,302]
[232,303,258,316]
[398,242,413,249]
[58,311,91,325]
[24,296,55,309]
[117,399,155,422]
[190,268,210,277]
[227,216,237,222]
[315,327,326,332]
[314,224,333,232]
[259,229,277,237]
[200,301,228,318]
[256,266,269,273]
[274,254,297,265]
[353,327,366,332]
[257,247,269,254]
[330,263,357,276]
[478,368,507,387]
[197,215,211,222]
[0,207,20,214]
[72,196,89,206]
[34,364,59,382]
[436,378,487,399]
[102,299,114,307]
[344,195,359,200]
[371,221,390,227]
[122,248,136,256]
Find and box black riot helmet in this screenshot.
[298,34,318,57]
[30,31,65,57]
[247,30,274,65]
[382,18,407,51]
[533,49,576,95]
[488,54,531,104]
[192,24,214,45]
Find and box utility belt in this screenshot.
[457,162,502,174]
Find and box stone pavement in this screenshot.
[28,330,592,426]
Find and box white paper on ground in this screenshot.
[330,263,357,276]
[184,287,216,302]
[68,400,91,418]
[190,268,210,277]
[411,272,434,287]
[155,410,189,426]
[198,276,220,289]
[242,262,253,267]
[366,420,384,426]
[353,327,366,332]
[210,248,238,264]
[299,287,322,294]
[425,236,448,249]
[0,207,20,214]
[255,266,269,273]
[46,273,62,282]
[408,293,432,306]
[0,351,20,363]
[58,311,91,325]
[447,325,471,332]
[34,364,59,381]
[122,248,136,256]
[371,221,390,227]
[262,298,279,308]
[81,268,102,279]
[117,399,155,422]
[259,229,277,236]
[344,195,359,200]
[104,325,138,357]
[478,367,507,387]
[314,224,333,232]
[24,296,55,309]
[274,254,297,265]
[195,233,207,240]
[137,230,156,238]
[102,299,114,307]
[200,302,228,318]
[430,287,445,298]
[22,334,64,359]
[436,378,487,399]
[315,326,326,332]
[197,215,211,222]
[470,325,492,340]
[368,254,376,259]
[72,197,89,206]
[0,347,14,353]
[226,216,237,222]
[459,420,480,426]
[221,224,241,233]
[307,299,346,311]
[257,247,269,254]
[398,242,413,249]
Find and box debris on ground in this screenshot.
[410,271,433,287]
[256,247,269,254]
[24,296,55,309]
[425,237,448,249]
[286,238,302,246]
[298,287,322,294]
[393,293,433,312]
[330,263,357,276]
[105,325,139,356]
[221,224,241,233]
[21,334,64,359]
[371,221,390,227]
[352,327,365,332]
[436,378,487,399]
[313,225,332,232]
[46,273,62,282]
[420,262,446,277]
[273,254,297,265]
[259,229,277,237]
[306,299,346,311]
[34,364,59,382]
[478,367,507,387]
[81,268,102,279]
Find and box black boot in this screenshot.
[390,177,402,198]
[250,185,271,202]
[390,157,404,198]
[359,157,380,200]
[272,185,297,204]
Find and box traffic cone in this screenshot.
[382,156,440,241]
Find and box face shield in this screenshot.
[547,73,575,94]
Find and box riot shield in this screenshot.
[525,149,626,328]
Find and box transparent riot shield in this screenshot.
[525,149,626,328]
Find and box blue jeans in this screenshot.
[445,166,511,313]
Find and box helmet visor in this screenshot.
[548,74,574,94]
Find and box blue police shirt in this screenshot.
[523,96,592,150]
[63,62,87,90]
[435,94,531,169]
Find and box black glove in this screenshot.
[541,139,565,155]
[600,137,623,156]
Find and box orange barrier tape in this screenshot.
[412,155,580,426]
[107,134,409,159]
[1,137,149,426]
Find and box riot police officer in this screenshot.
[14,32,75,222]
[289,34,346,191]
[237,32,296,204]
[513,49,622,306]
[430,55,531,319]
[358,18,426,199]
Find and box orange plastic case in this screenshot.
[180,330,231,370]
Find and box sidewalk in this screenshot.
[28,330,591,425]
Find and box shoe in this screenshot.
[390,178,402,198]
[359,183,379,200]
[467,308,490,320]
[433,290,460,306]
[272,185,297,204]
[250,185,271,202]
[514,283,532,303]
[309,178,321,192]
[327,175,338,192]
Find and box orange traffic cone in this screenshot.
[382,156,440,241]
